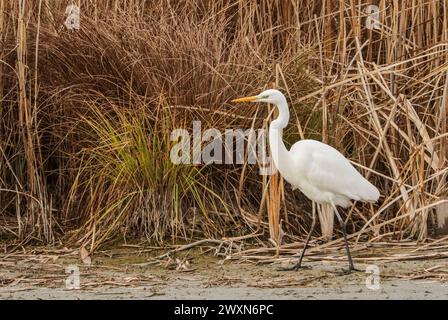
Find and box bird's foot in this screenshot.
[336,266,363,276]
[277,264,311,272]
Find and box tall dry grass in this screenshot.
[0,0,447,251]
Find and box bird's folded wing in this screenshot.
[306,149,374,201]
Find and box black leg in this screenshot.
[331,202,356,272]
[278,202,316,271]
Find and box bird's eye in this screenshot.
[261,95,269,99]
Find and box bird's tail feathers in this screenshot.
[360,180,380,202]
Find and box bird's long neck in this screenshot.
[269,97,291,171]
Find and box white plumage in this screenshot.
[286,139,380,207]
[233,89,380,273]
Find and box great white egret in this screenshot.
[232,89,380,273]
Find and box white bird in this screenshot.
[232,89,380,273]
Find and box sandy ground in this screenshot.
[1,246,447,300]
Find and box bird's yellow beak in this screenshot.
[231,96,258,103]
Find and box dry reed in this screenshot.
[0,0,447,253]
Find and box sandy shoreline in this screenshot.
[1,247,447,299]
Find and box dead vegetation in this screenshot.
[0,242,447,294]
[0,0,447,255]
